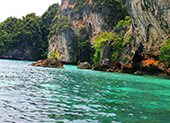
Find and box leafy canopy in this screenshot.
[92,31,116,64]
[48,51,61,60]
[159,38,170,66]
[0,3,60,60]
[116,16,131,27]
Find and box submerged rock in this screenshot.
[77,62,92,69]
[31,59,64,68]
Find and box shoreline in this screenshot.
[1,58,170,78]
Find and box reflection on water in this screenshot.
[0,59,170,123]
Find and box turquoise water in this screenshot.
[0,59,170,123]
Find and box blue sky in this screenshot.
[0,0,61,22]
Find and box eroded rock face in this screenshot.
[48,0,127,63]
[48,29,77,64]
[47,0,170,75]
[48,0,109,63]
[126,0,170,59]
[95,0,170,75]
[111,0,170,75]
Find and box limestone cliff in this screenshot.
[120,0,170,75]
[48,0,170,75]
[48,0,128,63]
[126,0,169,59]
[76,0,170,75]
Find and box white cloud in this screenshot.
[0,0,61,22]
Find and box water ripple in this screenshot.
[0,59,170,122]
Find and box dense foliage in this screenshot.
[48,51,60,60]
[69,0,128,28]
[41,3,60,57]
[0,14,43,59]
[116,16,131,27]
[76,27,91,62]
[111,31,126,61]
[49,11,72,36]
[0,3,60,60]
[93,0,128,28]
[92,15,133,64]
[159,38,170,66]
[42,3,60,26]
[70,0,89,19]
[92,31,116,64]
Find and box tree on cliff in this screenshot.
[159,38,170,66]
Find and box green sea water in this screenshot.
[0,59,170,123]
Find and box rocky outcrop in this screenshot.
[48,29,78,64]
[93,59,111,71]
[91,24,133,72]
[31,59,64,68]
[77,61,92,69]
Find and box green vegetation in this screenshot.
[76,27,91,62]
[92,31,128,64]
[49,13,72,36]
[111,31,127,61]
[59,16,72,32]
[41,3,60,55]
[123,57,129,62]
[92,15,133,64]
[0,14,43,59]
[0,3,60,60]
[48,51,60,60]
[70,0,89,19]
[159,38,170,66]
[92,31,116,64]
[93,0,128,28]
[0,1,131,63]
[116,16,131,27]
[42,3,60,26]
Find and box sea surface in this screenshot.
[0,59,170,123]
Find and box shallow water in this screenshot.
[0,59,170,123]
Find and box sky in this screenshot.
[0,0,61,22]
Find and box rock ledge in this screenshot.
[31,59,64,68]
